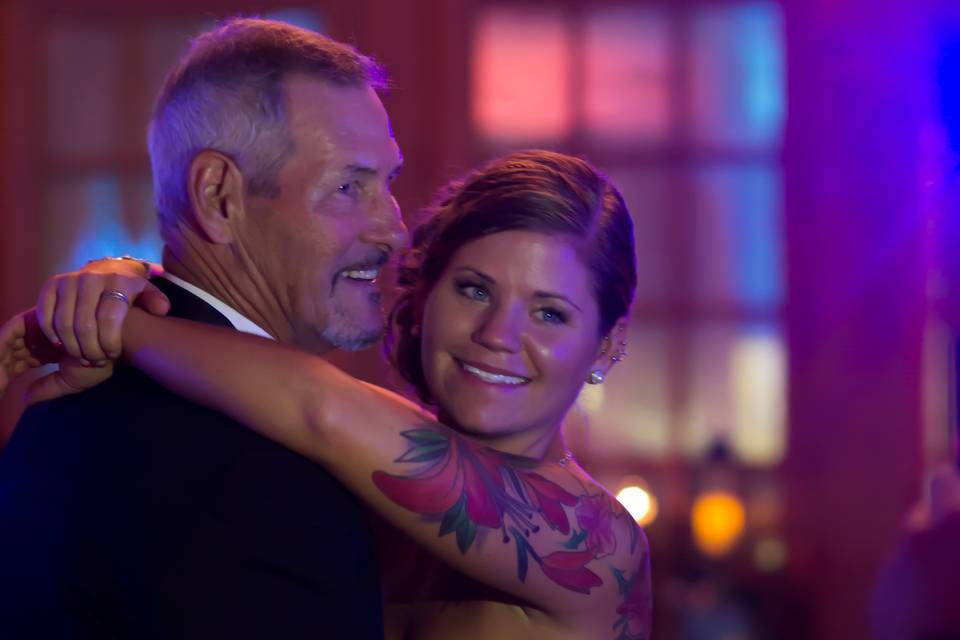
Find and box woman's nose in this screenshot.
[471,304,523,353]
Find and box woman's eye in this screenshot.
[537,308,568,325]
[457,283,489,301]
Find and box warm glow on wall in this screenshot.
[731,330,786,465]
[471,7,572,141]
[682,325,786,465]
[616,483,659,527]
[691,490,745,556]
[752,536,788,572]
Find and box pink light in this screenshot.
[585,7,671,142]
[472,7,572,142]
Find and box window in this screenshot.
[470,1,786,467]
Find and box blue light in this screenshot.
[738,4,785,147]
[265,9,325,33]
[695,165,783,307]
[59,176,162,272]
[735,166,782,306]
[937,24,960,155]
[693,2,785,147]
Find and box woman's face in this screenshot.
[419,230,608,448]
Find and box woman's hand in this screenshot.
[35,258,169,365]
[0,311,39,396]
[27,357,115,404]
[0,309,115,404]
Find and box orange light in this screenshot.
[691,490,745,557]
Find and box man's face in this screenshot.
[238,75,407,352]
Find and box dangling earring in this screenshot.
[611,339,627,363]
[587,370,605,385]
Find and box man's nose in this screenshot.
[362,193,409,254]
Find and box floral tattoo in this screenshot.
[611,565,650,640]
[371,428,641,597]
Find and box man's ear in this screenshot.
[589,317,629,379]
[186,150,246,244]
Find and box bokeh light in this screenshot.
[752,536,788,572]
[616,482,659,527]
[691,490,746,557]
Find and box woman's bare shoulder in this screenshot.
[508,462,651,638]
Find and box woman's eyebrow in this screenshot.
[455,267,583,312]
[533,291,581,312]
[454,267,495,284]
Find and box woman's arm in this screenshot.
[122,310,650,635]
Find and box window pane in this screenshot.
[143,19,210,112]
[585,6,671,143]
[689,3,785,148]
[472,7,571,142]
[730,326,786,465]
[128,175,164,257]
[691,164,783,307]
[681,323,786,466]
[45,26,122,157]
[574,324,671,458]
[43,174,162,275]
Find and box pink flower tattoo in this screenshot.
[575,494,618,558]
[371,428,603,594]
[612,565,651,640]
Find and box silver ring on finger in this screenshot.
[101,289,130,306]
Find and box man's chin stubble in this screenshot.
[320,304,385,351]
[322,326,383,351]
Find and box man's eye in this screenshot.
[337,181,360,195]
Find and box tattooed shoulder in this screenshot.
[371,427,648,594]
[609,525,651,640]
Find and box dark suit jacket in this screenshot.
[0,278,383,639]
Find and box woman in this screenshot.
[2,150,651,639]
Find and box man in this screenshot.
[871,468,960,639]
[0,17,406,638]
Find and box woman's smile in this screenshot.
[455,358,531,386]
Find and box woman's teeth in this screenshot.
[460,362,529,386]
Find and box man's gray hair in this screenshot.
[147,17,386,240]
